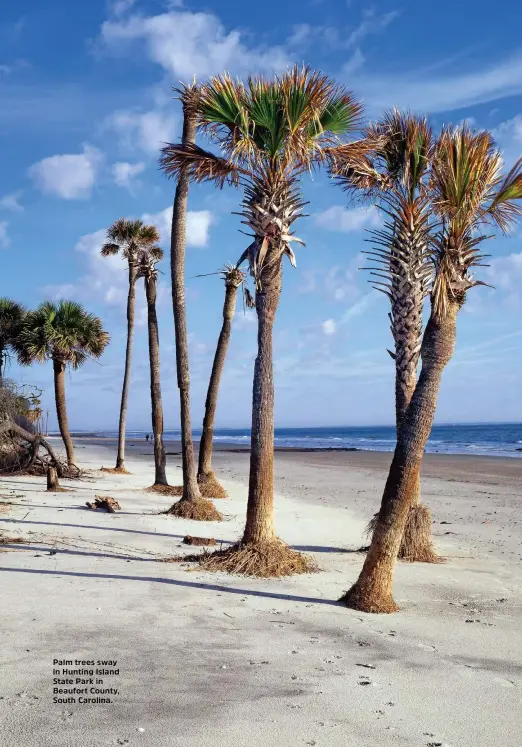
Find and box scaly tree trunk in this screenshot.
[198,280,239,486]
[53,358,76,467]
[115,262,137,470]
[170,98,201,503]
[145,272,168,486]
[242,262,282,545]
[342,301,459,612]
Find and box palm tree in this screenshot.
[197,264,247,498]
[0,298,26,380]
[341,126,522,613]
[161,67,369,573]
[101,219,160,472]
[333,110,439,562]
[136,246,169,487]
[19,300,109,467]
[160,82,222,522]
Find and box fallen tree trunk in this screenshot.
[0,417,67,477]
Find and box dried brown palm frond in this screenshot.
[429,125,522,318]
[160,142,245,189]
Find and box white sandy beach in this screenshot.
[1,440,521,747]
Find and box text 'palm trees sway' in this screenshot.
[3,65,521,615]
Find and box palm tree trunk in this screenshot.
[170,98,201,503]
[115,263,137,470]
[198,281,238,484]
[145,273,167,486]
[53,358,76,467]
[342,301,459,612]
[242,265,282,545]
[0,345,4,379]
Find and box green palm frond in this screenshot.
[19,300,109,369]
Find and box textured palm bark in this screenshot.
[53,359,76,467]
[116,262,137,469]
[145,273,167,486]
[198,281,239,484]
[170,102,201,503]
[242,262,282,545]
[342,301,459,612]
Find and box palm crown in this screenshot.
[19,300,109,369]
[0,298,27,373]
[101,219,162,266]
[160,67,367,288]
[430,126,522,317]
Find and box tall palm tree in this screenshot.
[341,126,522,613]
[160,82,221,522]
[334,110,439,562]
[0,298,26,380]
[101,219,160,472]
[19,300,109,467]
[197,264,247,498]
[136,246,168,487]
[161,67,370,572]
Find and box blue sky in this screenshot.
[1,0,521,430]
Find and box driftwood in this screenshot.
[0,417,74,478]
[183,535,217,546]
[86,496,121,513]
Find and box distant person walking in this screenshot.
[146,433,150,443]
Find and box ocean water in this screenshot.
[88,423,522,458]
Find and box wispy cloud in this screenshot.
[0,191,23,212]
[315,205,380,233]
[355,52,522,114]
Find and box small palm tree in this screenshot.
[101,219,160,472]
[19,301,109,467]
[0,298,26,379]
[136,245,169,487]
[197,264,248,498]
[334,110,439,562]
[342,126,522,613]
[161,67,370,573]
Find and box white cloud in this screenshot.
[0,191,23,212]
[100,8,290,79]
[28,145,103,199]
[142,206,213,248]
[109,0,137,16]
[340,293,377,323]
[288,10,397,53]
[322,319,336,336]
[234,309,256,330]
[357,53,522,114]
[112,161,145,190]
[0,221,10,248]
[493,114,522,166]
[345,9,399,48]
[315,205,380,233]
[107,108,177,152]
[485,251,522,309]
